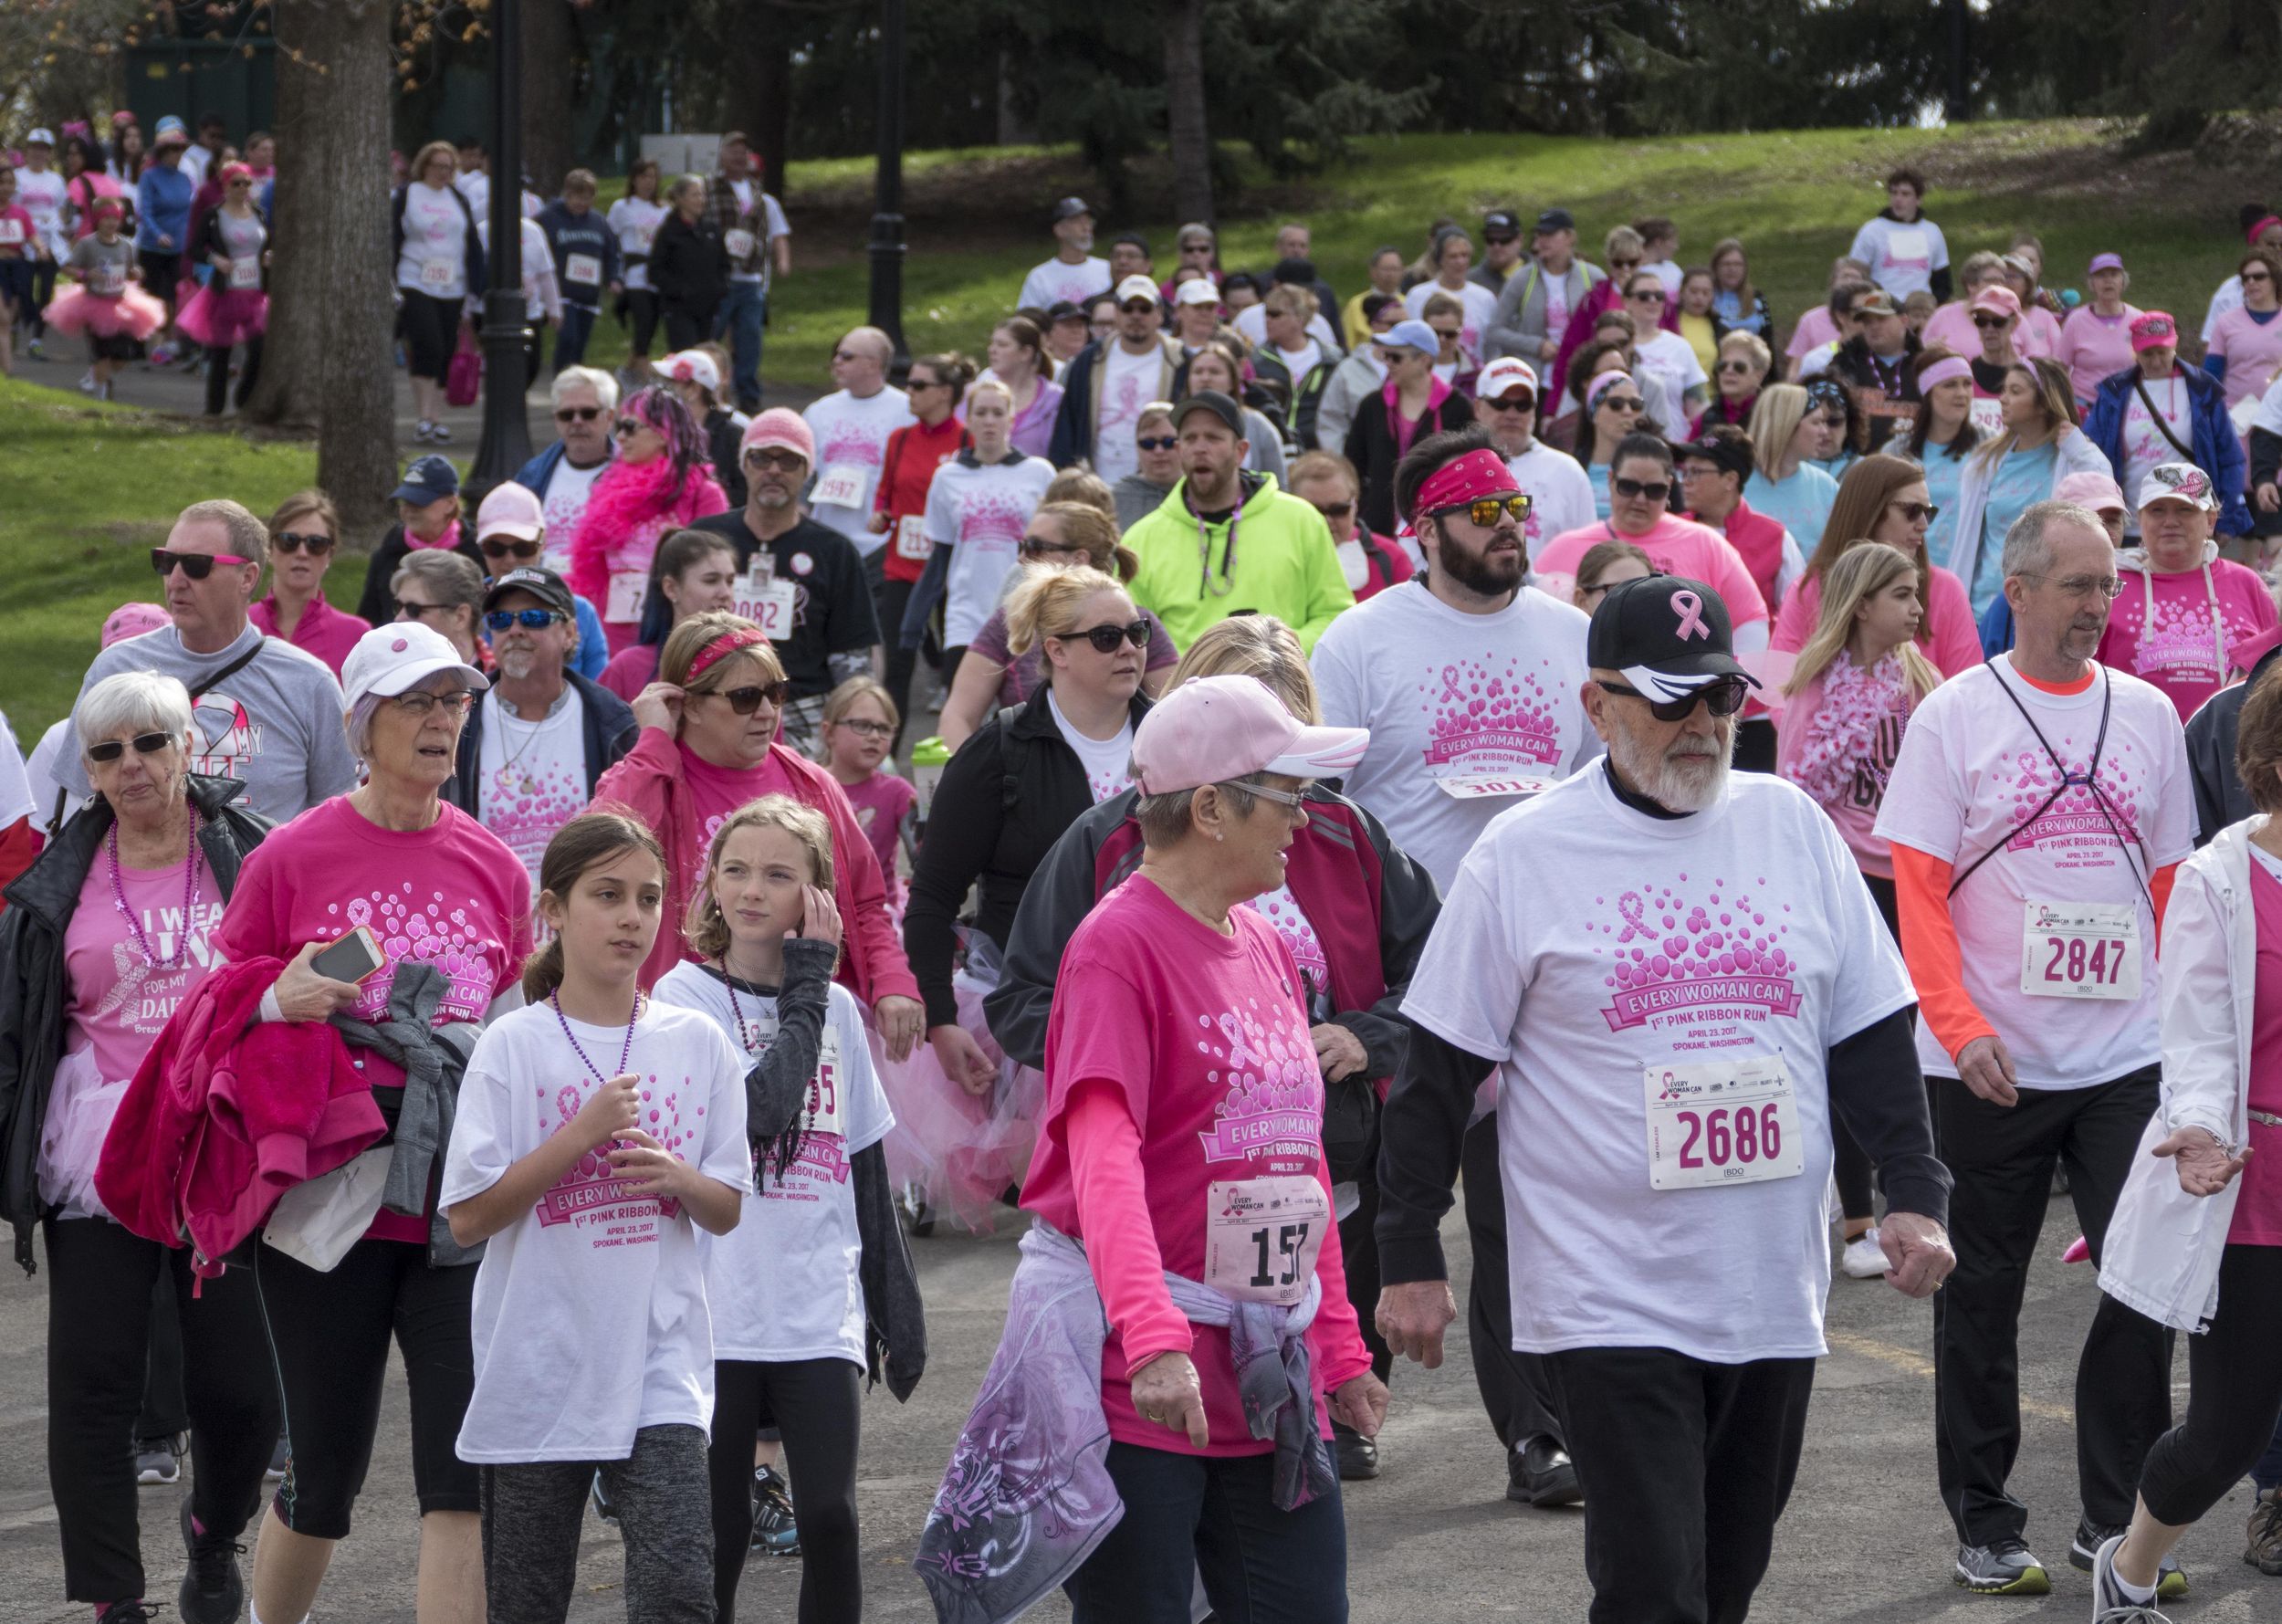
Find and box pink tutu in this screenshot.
[175,281,267,348]
[44,282,166,341]
[873,954,1043,1235]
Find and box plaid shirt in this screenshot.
[705,175,775,288]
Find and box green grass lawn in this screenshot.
[0,119,2253,737]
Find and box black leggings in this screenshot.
[400,287,461,382]
[253,1236,480,1539]
[625,288,661,359]
[43,1216,279,1605]
[204,335,263,415]
[709,1357,862,1624]
[2138,1243,2282,1525]
[663,303,717,355]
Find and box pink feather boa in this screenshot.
[566,455,728,609]
[1782,653,1910,808]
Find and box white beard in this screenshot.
[1611,719,1735,813]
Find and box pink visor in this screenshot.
[1130,675,1369,797]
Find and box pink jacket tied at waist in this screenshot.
[93,957,388,1277]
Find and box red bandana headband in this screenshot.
[688,625,769,682]
[1409,448,1520,522]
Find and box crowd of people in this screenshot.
[6,144,2282,1624]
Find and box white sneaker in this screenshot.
[1841,1229,1887,1278]
[78,370,96,393]
[413,419,435,443]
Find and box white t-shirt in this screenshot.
[1405,279,1501,365]
[654,964,893,1367]
[801,387,916,555]
[1875,657,2193,1088]
[1847,215,1951,302]
[2203,274,2245,348]
[0,710,36,828]
[12,166,68,254]
[1090,341,1163,487]
[1018,254,1110,314]
[1311,581,1597,891]
[1273,340,1324,382]
[1403,767,1917,1362]
[476,688,588,899]
[1639,257,1684,299]
[1505,442,1599,554]
[443,1000,752,1463]
[1633,329,1708,407]
[397,181,469,299]
[608,196,670,290]
[537,456,610,572]
[179,143,212,193]
[2118,374,2193,534]
[1233,302,1343,355]
[478,215,560,321]
[1045,688,1136,803]
[925,454,1059,646]
[24,718,83,834]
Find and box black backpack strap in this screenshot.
[189,641,264,702]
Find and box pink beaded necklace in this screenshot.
[107,804,203,970]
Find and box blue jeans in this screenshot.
[1063,1442,1347,1623]
[552,303,598,372]
[713,278,766,405]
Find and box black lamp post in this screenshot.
[469,0,533,495]
[867,0,909,383]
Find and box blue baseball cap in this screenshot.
[152,115,189,148]
[1376,319,1441,356]
[390,453,461,504]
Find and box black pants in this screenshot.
[1338,1172,1392,1382]
[43,1216,279,1605]
[1463,1109,1564,1451]
[709,1357,863,1624]
[1064,1443,1348,1623]
[400,288,461,382]
[1545,1346,1816,1624]
[2138,1243,2282,1524]
[253,1236,480,1538]
[625,288,661,359]
[137,1263,188,1441]
[876,573,919,744]
[27,257,58,335]
[662,303,716,355]
[1830,873,1905,1224]
[203,335,263,415]
[1932,1064,2173,1543]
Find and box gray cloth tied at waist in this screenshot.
[329,960,484,1267]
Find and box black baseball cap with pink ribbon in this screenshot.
[1586,575,1759,699]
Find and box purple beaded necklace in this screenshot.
[108,803,203,970]
[549,987,642,1084]
[719,959,770,1055]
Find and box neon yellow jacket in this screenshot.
[1123,472,1356,654]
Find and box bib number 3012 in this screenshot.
[1201,1176,1328,1305]
[1642,1053,1804,1191]
[2019,899,2140,1001]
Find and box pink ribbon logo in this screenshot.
[1670,590,1710,642]
[1615,890,1652,943]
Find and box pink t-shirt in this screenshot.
[2209,305,2282,409]
[248,593,371,679]
[1534,514,1770,627]
[1773,562,1984,679]
[1920,301,2060,365]
[677,748,796,896]
[0,204,37,257]
[1785,305,1837,362]
[2097,559,2280,721]
[1023,875,1365,1456]
[2231,852,2282,1245]
[837,770,916,901]
[1774,658,1917,879]
[63,848,226,1086]
[597,643,661,705]
[2055,304,2142,404]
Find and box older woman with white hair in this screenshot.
[0,670,278,1624]
[217,622,532,1624]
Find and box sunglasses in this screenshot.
[2245,271,2275,284]
[1887,500,1940,524]
[1136,435,1179,452]
[1598,396,1647,415]
[151,549,250,580]
[1312,499,1356,520]
[1610,258,1639,273]
[1052,618,1152,654]
[1120,300,1157,315]
[1432,495,1534,527]
[1482,393,1535,413]
[271,530,335,554]
[87,730,174,764]
[1972,314,2012,330]
[1232,780,1312,822]
[1611,477,1672,502]
[485,607,565,632]
[1429,328,1460,343]
[393,599,454,621]
[1021,535,1087,558]
[1628,288,1667,303]
[907,376,947,391]
[612,417,653,437]
[554,404,603,423]
[480,536,543,562]
[744,447,806,471]
[390,689,475,718]
[1716,359,1757,374]
[713,680,790,714]
[1596,676,1751,721]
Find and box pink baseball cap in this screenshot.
[475,480,545,541]
[740,408,813,462]
[2054,471,2126,517]
[2130,311,2178,352]
[1130,675,1369,796]
[1477,357,1539,403]
[1968,284,2021,320]
[101,602,172,648]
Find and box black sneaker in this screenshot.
[99,1603,156,1623]
[1952,1537,2049,1595]
[590,1468,618,1526]
[1507,1435,1581,1507]
[1332,1421,1378,1481]
[136,1431,184,1486]
[2072,1517,2186,1598]
[178,1496,246,1624]
[752,1463,801,1556]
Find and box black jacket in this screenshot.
[444,670,640,818]
[353,523,487,628]
[1344,389,1474,535]
[902,685,1153,1028]
[2186,638,2282,843]
[652,211,728,322]
[704,407,748,508]
[0,776,271,1273]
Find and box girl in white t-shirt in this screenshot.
[440,812,751,1623]
[653,794,907,1624]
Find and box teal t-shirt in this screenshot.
[1972,443,2058,615]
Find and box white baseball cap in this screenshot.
[341,622,488,710]
[1115,275,1161,307]
[1477,357,1539,403]
[1174,278,1221,309]
[660,349,721,396]
[26,128,56,147]
[475,480,546,542]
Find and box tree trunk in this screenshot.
[522,0,579,189]
[240,0,399,546]
[1163,0,1212,225]
[721,3,792,197]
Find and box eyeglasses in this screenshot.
[1716,359,1757,374]
[227,178,252,189]
[151,548,250,579]
[1021,534,1088,558]
[832,718,895,739]
[390,690,475,719]
[711,680,790,714]
[1052,618,1153,654]
[1431,494,1534,527]
[271,530,335,554]
[1611,477,1671,502]
[87,730,174,764]
[1230,780,1312,822]
[2021,572,2123,599]
[1136,435,1179,452]
[743,447,806,471]
[1482,393,1535,414]
[485,607,566,632]
[393,599,454,622]
[612,417,653,438]
[1311,499,1356,520]
[1599,396,1647,415]
[1886,500,1940,524]
[554,405,603,423]
[479,536,542,561]
[1596,676,1751,721]
[1972,315,2012,330]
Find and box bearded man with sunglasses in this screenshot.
[62,499,355,825]
[1377,572,1953,1624]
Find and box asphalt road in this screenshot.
[1,1196,2272,1622]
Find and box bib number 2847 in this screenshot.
[2019,900,2140,1001]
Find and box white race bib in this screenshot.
[0,218,24,246]
[1968,396,2005,437]
[1885,227,1930,267]
[418,258,457,292]
[2019,900,2141,1001]
[895,514,932,562]
[1643,1053,1804,1191]
[733,572,797,640]
[811,463,868,508]
[226,259,261,291]
[605,571,648,623]
[1432,768,1560,802]
[801,1028,846,1137]
[1201,1176,1330,1305]
[724,227,756,261]
[89,266,125,298]
[564,252,602,286]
